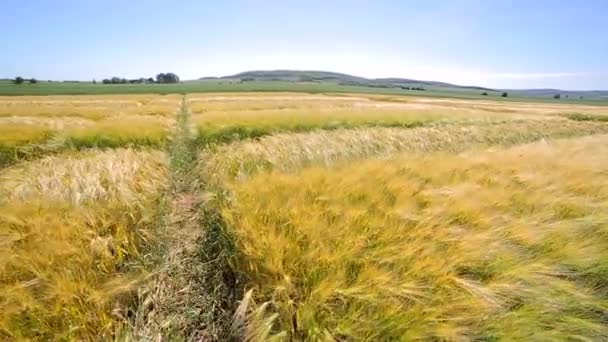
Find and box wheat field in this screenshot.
[0,150,167,339]
[215,135,608,340]
[1,92,607,340]
[0,95,180,167]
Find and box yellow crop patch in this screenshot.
[219,135,608,340]
[0,150,167,340]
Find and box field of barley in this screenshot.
[1,92,607,340]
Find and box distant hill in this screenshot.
[222,70,369,83]
[198,69,607,99]
[210,70,495,91]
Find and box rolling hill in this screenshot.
[214,70,477,89]
[202,70,607,99]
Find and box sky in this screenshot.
[1,0,607,90]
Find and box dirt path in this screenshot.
[132,96,238,341]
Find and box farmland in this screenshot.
[3,80,608,106]
[1,92,608,340]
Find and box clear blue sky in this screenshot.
[2,0,607,89]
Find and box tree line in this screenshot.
[482,91,509,97]
[101,73,180,84]
[12,77,37,84]
[11,73,180,85]
[401,86,426,91]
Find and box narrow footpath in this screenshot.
[134,96,237,341]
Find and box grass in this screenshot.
[217,135,608,340]
[0,149,168,340]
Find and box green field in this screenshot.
[2,80,608,105]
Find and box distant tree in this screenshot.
[481,92,488,96]
[501,92,508,97]
[93,79,97,84]
[168,73,180,83]
[156,72,180,84]
[553,94,561,99]
[102,79,111,84]
[14,76,24,84]
[565,94,568,99]
[579,96,584,100]
[29,78,37,84]
[147,77,154,83]
[164,73,176,83]
[110,77,121,84]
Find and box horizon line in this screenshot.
[2,69,607,92]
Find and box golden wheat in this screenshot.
[0,95,180,166]
[220,134,608,340]
[0,149,167,340]
[203,118,608,180]
[0,149,166,204]
[2,90,607,341]
[349,93,608,116]
[189,92,551,128]
[0,94,182,119]
[0,123,51,146]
